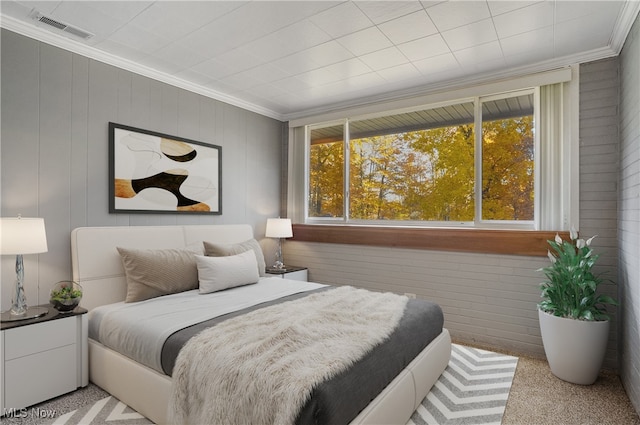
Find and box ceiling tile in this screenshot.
[554,13,618,57]
[413,52,460,75]
[378,10,438,45]
[337,26,394,56]
[397,34,450,62]
[359,46,409,71]
[270,76,314,93]
[212,47,265,75]
[271,51,325,76]
[426,0,492,32]
[245,20,332,61]
[45,2,134,38]
[247,82,292,100]
[220,71,264,91]
[108,23,171,53]
[308,2,374,39]
[492,1,554,39]
[500,26,554,58]
[300,40,355,68]
[442,18,498,51]
[376,62,422,82]
[15,1,61,15]
[154,1,247,29]
[453,40,504,66]
[354,1,424,25]
[487,1,542,17]
[149,41,208,71]
[232,63,292,85]
[295,67,344,87]
[130,3,212,43]
[554,0,623,24]
[190,58,240,80]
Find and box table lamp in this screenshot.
[265,218,293,269]
[1,216,49,321]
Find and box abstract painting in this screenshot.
[109,123,221,214]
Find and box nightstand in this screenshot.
[265,266,308,282]
[0,305,88,413]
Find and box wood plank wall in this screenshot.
[619,14,640,414]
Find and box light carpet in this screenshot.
[39,344,516,425]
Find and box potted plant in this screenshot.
[538,228,617,385]
[50,281,83,312]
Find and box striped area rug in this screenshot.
[408,344,519,425]
[43,344,517,425]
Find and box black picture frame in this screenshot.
[109,122,222,214]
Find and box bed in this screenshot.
[71,224,451,425]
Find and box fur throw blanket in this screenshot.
[168,286,408,425]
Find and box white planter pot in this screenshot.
[538,308,609,385]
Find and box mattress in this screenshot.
[89,278,444,425]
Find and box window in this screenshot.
[307,90,536,227]
[290,68,577,232]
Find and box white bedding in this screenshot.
[89,277,326,372]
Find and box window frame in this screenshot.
[305,89,540,230]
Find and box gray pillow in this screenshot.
[117,247,199,303]
[203,238,266,277]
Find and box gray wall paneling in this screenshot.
[1,29,284,308]
[619,13,640,415]
[579,57,620,370]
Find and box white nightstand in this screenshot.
[265,266,308,282]
[0,306,88,413]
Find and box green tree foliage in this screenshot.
[308,115,534,222]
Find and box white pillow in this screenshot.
[196,250,260,294]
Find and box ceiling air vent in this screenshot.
[29,10,94,41]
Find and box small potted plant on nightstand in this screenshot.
[50,281,83,312]
[538,228,617,385]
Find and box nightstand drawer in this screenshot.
[4,316,76,360]
[4,343,77,409]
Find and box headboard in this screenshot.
[71,225,254,310]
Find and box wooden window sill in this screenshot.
[291,224,569,257]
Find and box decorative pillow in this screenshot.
[117,247,199,303]
[203,238,266,276]
[196,250,260,294]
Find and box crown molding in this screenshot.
[0,14,285,121]
[611,0,640,54]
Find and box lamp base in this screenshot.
[271,260,285,269]
[1,306,48,322]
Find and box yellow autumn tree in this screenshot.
[308,115,533,222]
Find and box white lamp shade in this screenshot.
[1,217,48,255]
[265,218,293,238]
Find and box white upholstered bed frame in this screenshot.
[71,225,451,425]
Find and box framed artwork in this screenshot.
[109,122,222,214]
